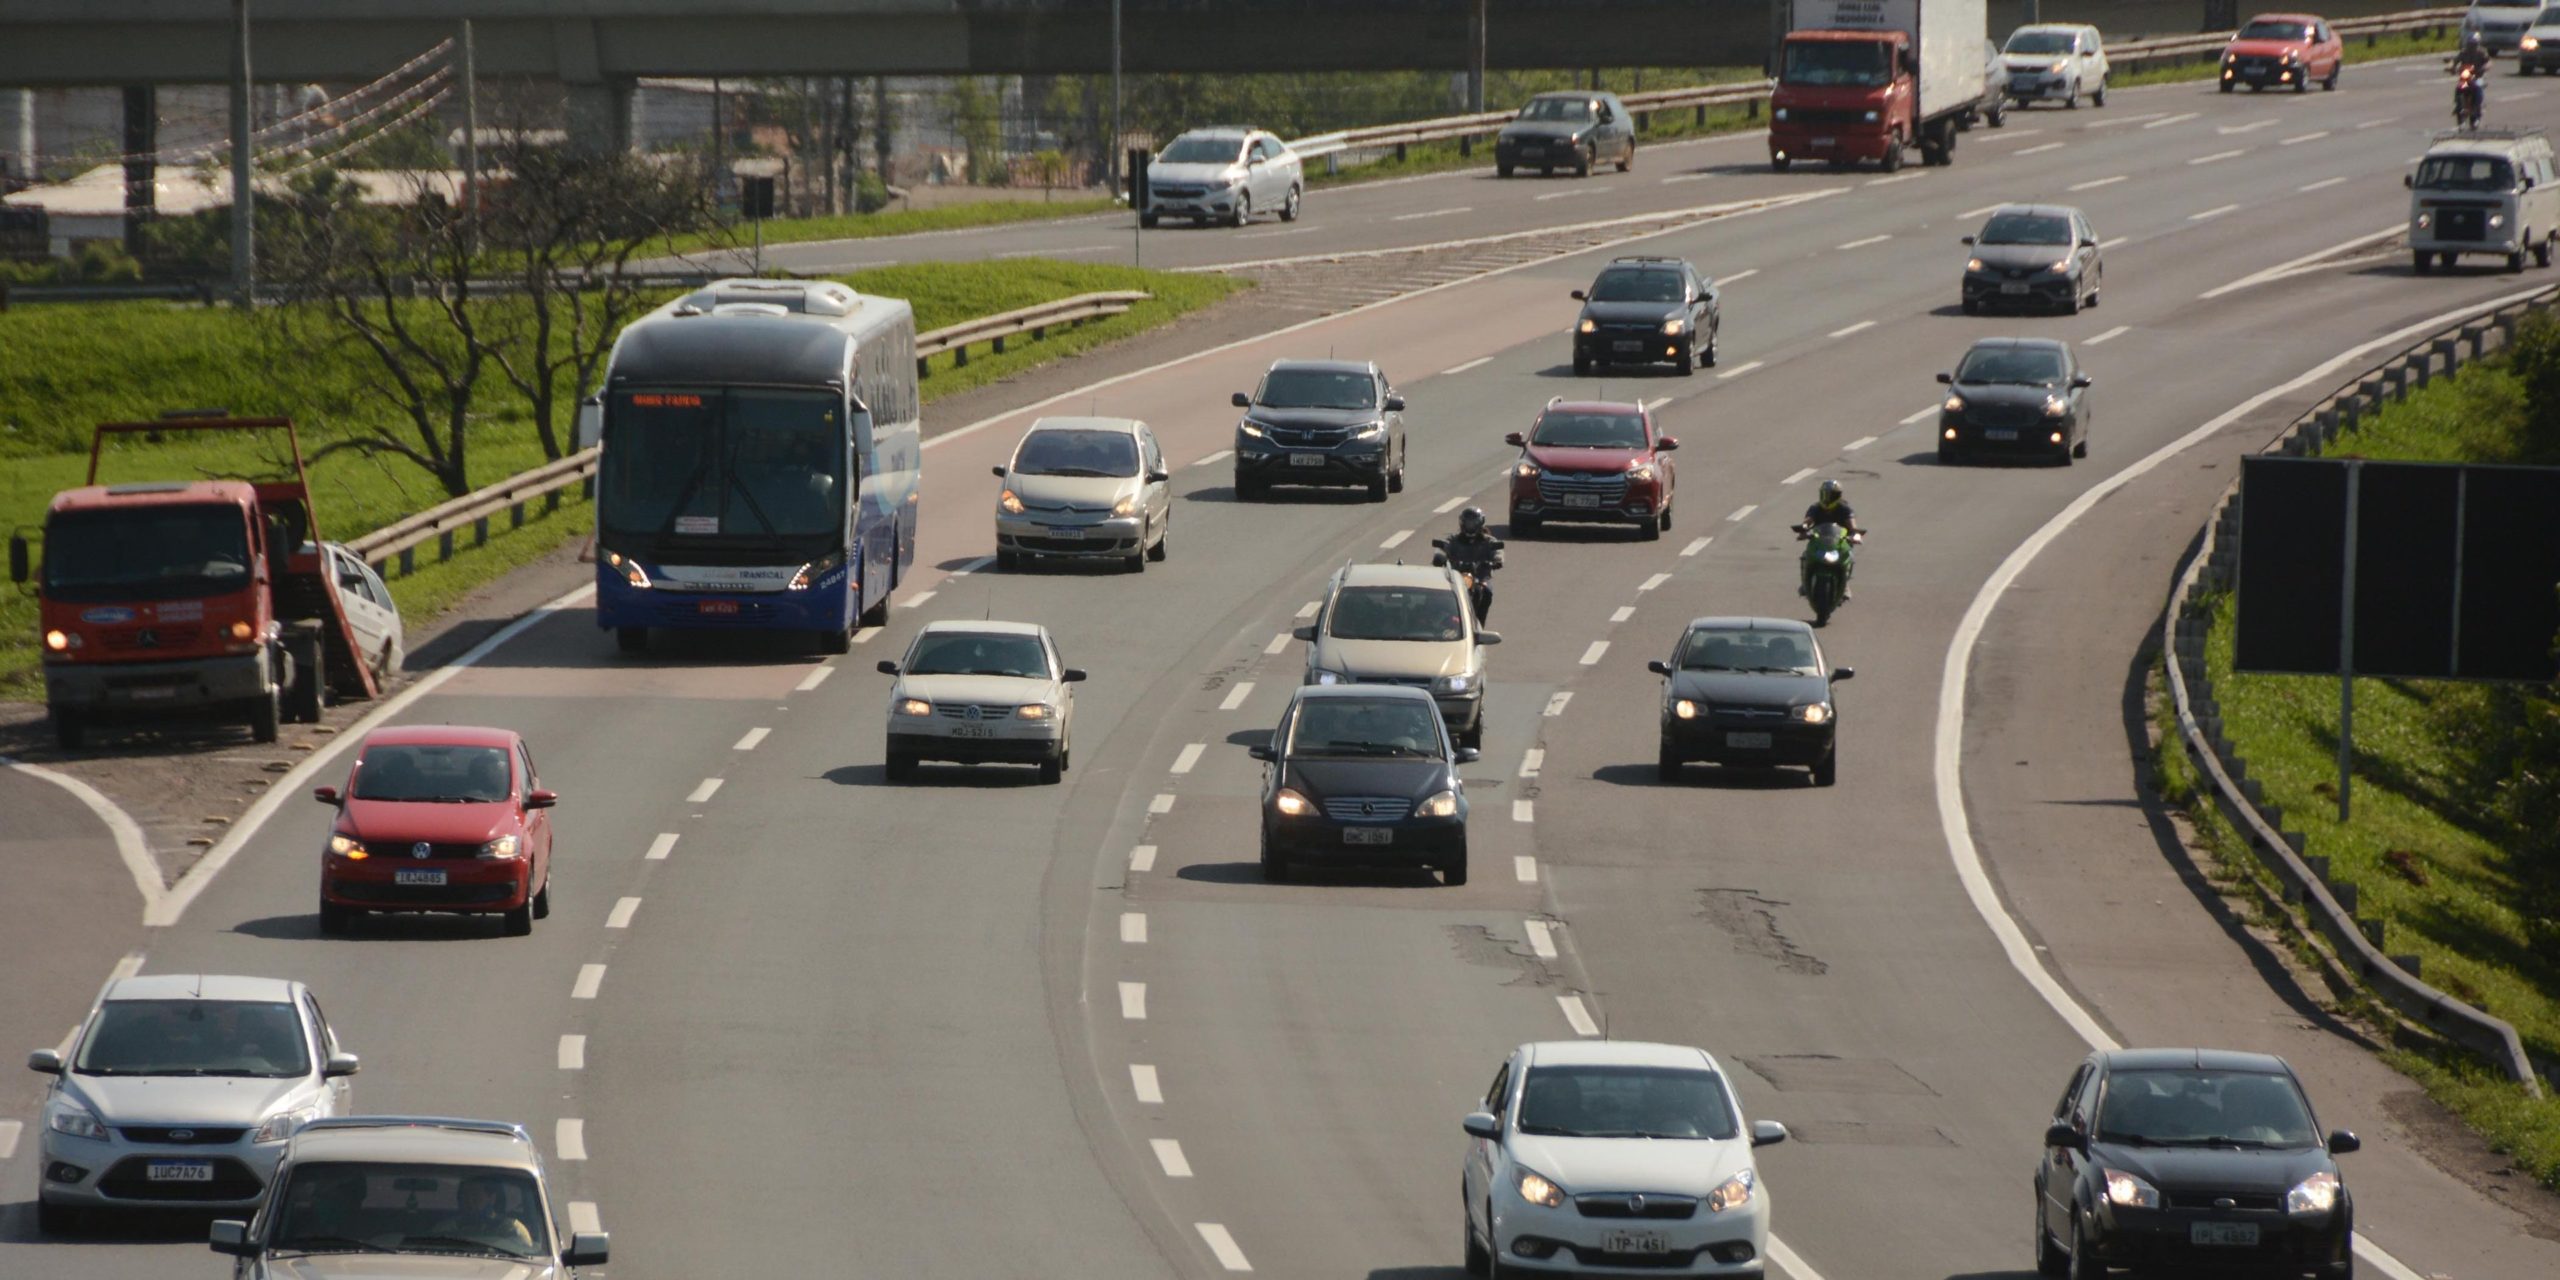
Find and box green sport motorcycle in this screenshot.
[1795,521,1862,627]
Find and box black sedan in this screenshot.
[1249,685,1475,885]
[1648,616,1851,786]
[1571,256,1721,376]
[1961,203,2103,315]
[1495,90,1636,177]
[1938,337,2091,465]
[2036,1048,2359,1280]
[1231,358,1408,501]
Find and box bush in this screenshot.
[2504,312,2560,463]
[854,171,892,214]
[0,242,145,286]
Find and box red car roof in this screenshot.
[1542,400,1648,415]
[358,725,521,750]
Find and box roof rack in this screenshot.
[1609,255,1683,264]
[2429,125,2547,143]
[297,1117,533,1141]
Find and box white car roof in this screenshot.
[916,619,1048,638]
[1523,1039,1719,1070]
[1334,562,1459,591]
[105,974,300,1003]
[1024,415,1145,435]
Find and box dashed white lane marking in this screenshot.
[2189,148,2246,165]
[1610,605,1635,623]
[2354,116,2397,129]
[1845,434,1878,451]
[2498,90,2544,102]
[1394,205,1474,221]
[1715,359,1762,380]
[1781,466,1818,485]
[2189,203,2239,221]
[852,627,883,645]
[1680,536,1711,556]
[686,778,723,803]
[1433,494,1472,516]
[2067,174,2125,191]
[1643,397,1674,412]
[1661,171,1716,184]
[732,727,769,751]
[572,965,605,1000]
[1130,844,1158,872]
[645,833,678,861]
[1194,449,1234,466]
[1558,995,1600,1036]
[1132,1064,1164,1104]
[605,898,640,930]
[948,555,995,577]
[1836,233,1891,249]
[2280,129,2331,145]
[2085,325,2130,346]
[1153,1138,1194,1177]
[2086,113,2161,128]
[1899,404,1937,425]
[1639,572,1671,592]
[1121,912,1148,944]
[1525,919,1558,960]
[906,590,938,607]
[1866,170,1927,186]
[53,1023,76,1058]
[1380,529,1413,549]
[1519,749,1544,778]
[2298,175,2347,192]
[796,667,834,692]
[1296,600,1321,618]
[1120,982,1147,1020]
[1442,355,1494,375]
[1958,203,2003,218]
[568,1202,602,1236]
[1149,793,1176,815]
[1196,1223,1253,1271]
[108,952,143,985]
[1513,799,1536,823]
[1717,268,1759,284]
[0,1119,22,1161]
[1219,682,1255,711]
[1826,319,1876,339]
[1515,855,1539,882]
[1544,692,1573,716]
[2216,118,2277,135]
[1726,504,1756,522]
[1171,743,1206,774]
[2099,235,2130,250]
[2015,141,2064,155]
[1578,641,1609,666]
[1535,186,1605,200]
[2143,111,2200,129]
[1264,632,1292,654]
[558,1036,586,1070]
[557,1119,587,1161]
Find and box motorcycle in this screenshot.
[1429,537,1503,624]
[2455,60,2485,129]
[1794,522,1864,627]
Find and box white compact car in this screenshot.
[1144,127,1303,227]
[2001,23,2110,108]
[1461,1040,1787,1278]
[878,620,1084,783]
[323,542,405,681]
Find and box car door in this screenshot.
[1462,1053,1515,1222]
[304,992,352,1113]
[2037,1063,2089,1237]
[2085,28,2110,84]
[1251,136,1283,206]
[1373,370,1403,461]
[1602,94,1632,159]
[2074,210,2100,288]
[1046,633,1074,737]
[2317,21,2341,74]
[517,740,550,872]
[1138,427,1170,532]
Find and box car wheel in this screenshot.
[37,1198,83,1236]
[1443,844,1469,886]
[2318,1254,2355,1280]
[2063,278,2083,315]
[52,711,84,751]
[1126,541,1147,573]
[1770,155,1791,172]
[502,899,534,937]
[2073,431,2089,459]
[1702,334,1717,367]
[1660,504,1674,533]
[1039,750,1063,785]
[1260,837,1290,883]
[2064,84,2079,108]
[2221,80,2235,93]
[1140,210,1160,229]
[2324,66,2339,91]
[1497,162,1514,178]
[2414,250,2433,274]
[1513,514,1541,536]
[318,900,353,936]
[533,875,552,920]
[1961,295,1980,315]
[1539,165,1553,177]
[2538,236,2554,268]
[1367,472,1391,503]
[2092,78,2107,107]
[997,548,1021,571]
[2066,1212,2099,1280]
[1281,185,1302,222]
[1148,519,1169,561]
[1639,508,1662,541]
[1229,193,1251,228]
[250,682,282,744]
[616,626,648,655]
[1389,452,1407,493]
[819,625,853,655]
[1812,748,1837,787]
[885,746,915,782]
[1572,351,1592,376]
[1676,347,1695,377]
[2035,1197,2070,1276]
[1658,741,1683,783]
[1464,1203,1493,1278]
[1617,141,1634,173]
[2295,71,2309,94]
[1576,144,1594,177]
[1880,134,1904,171]
[1988,100,2007,127]
[2511,247,2530,274]
[1939,442,1961,465]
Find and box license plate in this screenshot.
[1726,731,1773,749]
[2001,282,2031,294]
[147,1161,213,1182]
[1986,429,2018,441]
[128,686,178,700]
[395,869,447,886]
[1612,340,1643,354]
[1044,526,1086,540]
[2191,1221,2260,1247]
[949,724,994,739]
[1518,146,1544,156]
[698,599,740,615]
[1290,452,1326,468]
[1602,1230,1668,1254]
[1811,136,1836,147]
[1343,827,1394,845]
[1560,494,1601,508]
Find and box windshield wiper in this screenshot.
[399,1237,532,1258]
[275,1237,398,1256]
[1739,665,1808,675]
[2096,1131,2167,1147]
[1028,466,1120,478]
[1320,742,1434,757]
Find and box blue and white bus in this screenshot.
[588,278,920,654]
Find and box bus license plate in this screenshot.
[698,600,740,615]
[1726,732,1773,749]
[395,869,447,886]
[1603,1230,1668,1254]
[1290,453,1325,467]
[2191,1222,2259,1247]
[1343,827,1394,845]
[148,1161,214,1182]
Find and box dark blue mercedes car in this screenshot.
[1249,684,1475,885]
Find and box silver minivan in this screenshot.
[2407,128,2560,272]
[992,416,1173,572]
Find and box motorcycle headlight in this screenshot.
[1772,106,1788,121]
[1016,703,1055,720]
[1578,318,1597,334]
[1239,420,1267,439]
[253,1107,317,1144]
[2043,395,2070,418]
[1794,703,1831,724]
[1674,698,1699,719]
[328,835,369,859]
[1862,109,1880,123]
[478,835,521,859]
[895,697,933,717]
[1418,789,1459,818]
[1435,674,1472,694]
[1274,787,1313,817]
[1350,420,1387,440]
[1966,257,1985,272]
[2286,1170,2340,1215]
[1705,1167,1755,1212]
[2103,1168,2161,1209]
[1661,317,1686,335]
[1944,395,1966,413]
[1112,495,1139,518]
[998,489,1025,515]
[1513,461,1540,479]
[1820,550,1842,564]
[604,551,650,589]
[1517,1168,1566,1208]
[48,1102,108,1141]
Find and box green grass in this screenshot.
[0,260,1243,699]
[2109,29,2459,90]
[655,196,1118,257]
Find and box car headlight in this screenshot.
[998,489,1025,515]
[895,697,933,717]
[477,835,520,859]
[1350,421,1387,440]
[44,628,79,652]
[1966,257,1985,272]
[2048,60,2069,74]
[1944,395,1966,413]
[1773,106,1789,121]
[1435,673,1473,694]
[48,1102,108,1141]
[2043,395,2070,418]
[253,1107,317,1144]
[1016,703,1054,721]
[1705,1167,1755,1212]
[1862,109,1880,123]
[2282,51,2300,64]
[2527,36,2542,50]
[1513,461,1540,479]
[1674,698,1699,719]
[1820,550,1841,564]
[1661,317,1686,335]
[2102,1168,2161,1209]
[1517,1168,1566,1208]
[1112,495,1139,518]
[328,835,369,859]
[2491,213,2508,229]
[1308,669,1344,686]
[1628,462,1655,482]
[1274,787,1313,817]
[2286,1170,2340,1215]
[1794,703,1830,724]
[2416,212,2433,229]
[2048,259,2073,274]
[604,551,650,589]
[1239,420,1267,439]
[1578,318,1597,334]
[1418,789,1459,818]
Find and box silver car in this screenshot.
[30,973,358,1232]
[879,620,1085,784]
[993,416,1173,572]
[1144,127,1304,227]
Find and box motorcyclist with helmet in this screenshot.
[1792,479,1863,600]
[2453,33,2491,127]
[1440,507,1505,623]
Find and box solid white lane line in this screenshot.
[1196,1223,1252,1271]
[645,833,678,861]
[2198,223,2398,300]
[1767,1237,1832,1280]
[558,1036,586,1070]
[1536,186,1604,200]
[1715,359,1763,380]
[906,590,937,607]
[1,1119,23,1161]
[1845,435,1879,453]
[2216,118,2277,134]
[1149,793,1176,815]
[568,1202,603,1236]
[1558,995,1600,1036]
[1120,982,1147,1019]
[1132,1064,1164,1104]
[1524,920,1558,960]
[1717,268,1759,284]
[2099,235,2130,250]
[1394,205,1474,221]
[605,898,640,930]
[796,667,834,692]
[995,244,1109,259]
[1,757,159,919]
[1442,355,1493,375]
[2297,175,2347,192]
[732,727,769,751]
[1515,856,1539,882]
[2188,204,2239,221]
[557,1120,586,1161]
[1578,641,1609,666]
[1836,233,1891,249]
[2498,90,2543,102]
[1519,749,1544,778]
[2189,149,2246,165]
[1264,632,1291,655]
[853,627,882,645]
[1193,449,1234,467]
[2067,174,2126,191]
[1959,203,2003,218]
[1153,1138,1194,1177]
[1513,799,1536,823]
[2143,111,2200,128]
[1544,692,1573,716]
[1661,172,1715,184]
[686,778,722,803]
[2280,130,2331,145]
[2086,113,2160,128]
[1781,467,1818,485]
[1899,404,1938,425]
[1680,536,1711,556]
[1826,319,1876,339]
[1610,605,1635,623]
[1296,600,1321,618]
[1381,529,1413,549]
[2085,325,2130,346]
[1219,682,1255,711]
[572,965,605,1000]
[1121,912,1148,944]
[1171,743,1206,774]
[1433,494,1471,515]
[1130,844,1158,872]
[1726,504,1756,522]
[2016,141,2064,155]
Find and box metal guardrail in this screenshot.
[2109,7,2465,70]
[914,289,1149,375]
[2160,285,2551,1097]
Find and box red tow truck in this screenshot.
[8,415,383,749]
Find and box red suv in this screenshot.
[313,726,557,936]
[1506,398,1678,538]
[2221,13,2342,93]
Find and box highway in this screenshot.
[9,56,2560,1280]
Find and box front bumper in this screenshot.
[1769,124,1891,163]
[42,652,270,716]
[1149,186,1241,218]
[1662,713,1834,768]
[1264,810,1465,866]
[1236,436,1389,487]
[997,513,1145,558]
[2004,72,2077,100]
[1498,137,1586,168]
[40,1127,285,1210]
[1513,476,1665,525]
[1493,1192,1769,1277]
[595,570,855,633]
[1963,270,2075,310]
[326,855,531,913]
[888,724,1062,765]
[1941,411,2073,455]
[2222,58,2310,87]
[1575,329,1692,368]
[2085,1203,2351,1275]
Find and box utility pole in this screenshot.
[460,20,478,220]
[1111,0,1124,193]
[1468,0,1487,112]
[228,0,254,309]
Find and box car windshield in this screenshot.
[1518,97,1596,122]
[2006,31,2077,54]
[75,999,309,1078]
[1783,40,1893,87]
[268,1162,551,1260]
[1288,698,1444,757]
[1258,368,1378,410]
[1979,212,2073,245]
[351,744,513,804]
[904,632,1050,679]
[41,504,252,604]
[1677,627,1819,675]
[2414,155,2516,191]
[1160,136,1244,165]
[600,389,846,541]
[2095,1069,2321,1149]
[1516,1064,1739,1140]
[1326,584,1467,642]
[1531,412,1648,448]
[1588,269,1684,303]
[1957,347,2068,385]
[1014,429,1139,478]
[2238,20,2312,40]
[2544,6,2560,24]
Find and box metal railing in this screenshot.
[914,289,1149,375]
[2109,7,2465,70]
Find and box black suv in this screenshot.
[1249,685,1476,885]
[1648,616,1851,785]
[1231,358,1408,501]
[1572,256,1721,376]
[1496,90,1636,178]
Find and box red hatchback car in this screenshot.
[312,725,557,936]
[2221,13,2343,93]
[1506,398,1678,538]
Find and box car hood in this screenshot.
[1006,472,1137,510]
[1500,120,1591,142]
[1667,669,1828,709]
[340,799,515,846]
[69,1072,306,1126]
[1312,638,1471,680]
[1970,242,2072,271]
[2085,1142,2336,1195]
[1525,444,1645,475]
[1243,405,1383,431]
[1282,757,1451,801]
[2225,38,2314,57]
[1148,160,1242,187]
[1508,1133,1754,1198]
[1948,381,2062,409]
[1579,299,1681,326]
[259,1255,558,1280]
[897,673,1057,705]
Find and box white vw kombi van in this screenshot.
[2408,128,2560,272]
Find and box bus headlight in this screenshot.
[605,551,651,589]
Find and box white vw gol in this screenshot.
[878,620,1084,784]
[1462,1041,1787,1279]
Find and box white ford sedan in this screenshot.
[1461,1040,1786,1278]
[878,620,1083,784]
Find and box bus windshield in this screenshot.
[601,390,847,541]
[43,504,253,603]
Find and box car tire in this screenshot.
[2092,78,2107,107]
[616,626,648,655]
[1513,514,1541,537]
[2538,236,2554,268]
[2066,1212,2099,1280]
[1676,348,1695,377]
[318,900,353,936]
[1443,846,1468,886]
[1617,141,1634,173]
[502,899,533,936]
[1497,162,1514,178]
[1540,165,1554,177]
[2222,80,2236,93]
[250,683,282,745]
[1229,193,1251,228]
[52,711,84,751]
[2294,72,2309,94]
[1939,442,1961,465]
[1771,156,1791,172]
[1039,750,1063,785]
[1140,211,1160,229]
[2064,84,2078,108]
[1235,471,1264,501]
[1880,134,1904,171]
[1389,451,1407,493]
[1260,837,1290,883]
[1702,335,1717,367]
[2325,66,2339,91]
[1988,100,2007,127]
[533,875,552,920]
[1572,352,1592,376]
[37,1198,82,1236]
[1660,505,1674,533]
[1639,508,1662,541]
[1460,718,1484,750]
[1368,472,1391,503]
[997,548,1021,572]
[1281,186,1302,222]
[2511,247,2530,273]
[2074,432,2089,459]
[2319,1254,2355,1280]
[1962,296,1980,315]
[2414,250,2433,274]
[2035,1198,2070,1276]
[819,625,853,655]
[885,746,915,782]
[1464,1205,1493,1278]
[1658,741,1682,783]
[1149,519,1170,562]
[1813,748,1837,787]
[1576,144,1594,177]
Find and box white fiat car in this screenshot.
[1461,1040,1786,1277]
[877,620,1084,784]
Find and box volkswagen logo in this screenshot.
[168,1129,195,1141]
[1627,1194,1646,1214]
[412,842,432,859]
[965,705,983,722]
[1360,801,1376,815]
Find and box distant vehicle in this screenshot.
[1496,90,1637,177]
[1963,40,2011,128]
[992,417,1173,572]
[1461,1040,1789,1278]
[1960,203,2104,315]
[1248,684,1476,884]
[29,974,359,1233]
[1648,616,1851,785]
[2000,23,2111,108]
[590,278,920,656]
[212,1117,609,1276]
[1770,0,1992,171]
[1144,127,1303,227]
[1938,337,2093,464]
[312,725,559,936]
[878,620,1085,784]
[2464,0,2543,54]
[2033,1049,2359,1280]
[323,542,404,682]
[2519,5,2560,72]
[1570,255,1721,376]
[1506,398,1679,538]
[1231,358,1409,501]
[1296,561,1499,748]
[2222,13,2344,92]
[2406,127,2560,271]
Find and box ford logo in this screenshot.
[412,842,432,859]
[81,606,136,624]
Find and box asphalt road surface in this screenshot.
[9,58,2560,1280]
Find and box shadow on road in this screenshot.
[820,762,1048,789]
[1590,760,1816,791]
[1176,859,1448,889]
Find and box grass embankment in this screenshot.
[2189,352,2560,1190]
[655,196,1119,257]
[0,260,1243,699]
[1303,68,1769,188]
[2110,29,2460,90]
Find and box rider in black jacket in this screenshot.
[1792,480,1861,599]
[1443,507,1505,622]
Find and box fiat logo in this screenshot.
[412,842,432,859]
[1627,1194,1646,1214]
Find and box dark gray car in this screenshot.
[1961,203,2103,315]
[1937,337,2092,465]
[1572,256,1721,375]
[1647,616,1851,786]
[1496,91,1636,177]
[1232,359,1408,501]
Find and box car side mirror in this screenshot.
[1462,1111,1501,1140]
[28,1048,63,1074]
[1570,289,1587,301]
[1147,470,1171,483]
[1431,553,1448,567]
[324,1051,361,1078]
[1935,371,1953,384]
[563,1232,611,1267]
[876,660,901,675]
[1247,154,1264,166]
[1231,392,1251,408]
[1290,625,1317,642]
[1656,436,1678,451]
[1384,395,1406,412]
[1455,746,1481,763]
[990,464,1007,479]
[2070,374,2092,389]
[525,789,559,810]
[2044,1121,2087,1152]
[1959,235,1975,246]
[312,785,342,807]
[1648,659,1672,676]
[210,1219,255,1257]
[1504,431,1527,446]
[1476,631,1502,645]
[1750,1119,1790,1147]
[2403,174,2414,188]
[1248,743,1274,762]
[1830,666,1855,682]
[575,395,604,451]
[2328,1130,2361,1154]
[1062,667,1089,683]
[7,534,27,584]
[2081,237,2100,248]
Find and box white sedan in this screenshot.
[877,620,1084,784]
[1461,1040,1787,1278]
